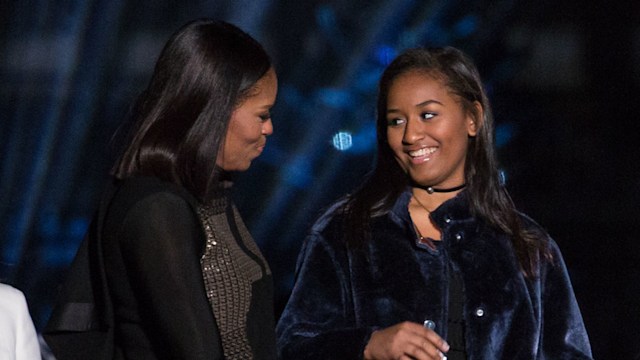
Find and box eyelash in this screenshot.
[386,112,436,127]
[259,113,271,121]
[387,118,404,127]
[421,112,436,120]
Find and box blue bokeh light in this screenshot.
[495,122,516,148]
[317,88,353,109]
[374,45,397,66]
[454,15,478,38]
[332,131,353,151]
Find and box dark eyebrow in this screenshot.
[387,99,443,114]
[256,102,275,110]
[416,99,443,107]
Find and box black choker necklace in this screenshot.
[417,183,467,194]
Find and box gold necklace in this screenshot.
[412,194,434,213]
[411,195,436,247]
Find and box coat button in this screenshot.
[455,232,463,241]
[475,307,485,317]
[444,216,452,223]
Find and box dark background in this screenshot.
[1,1,639,359]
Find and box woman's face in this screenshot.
[217,68,278,172]
[385,70,478,188]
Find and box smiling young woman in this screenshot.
[276,47,593,360]
[385,70,478,192]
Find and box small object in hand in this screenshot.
[423,319,436,330]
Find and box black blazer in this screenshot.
[44,177,223,359]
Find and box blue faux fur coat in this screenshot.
[276,190,592,359]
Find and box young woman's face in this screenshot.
[217,68,278,172]
[385,70,478,188]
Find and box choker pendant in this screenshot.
[425,183,466,194]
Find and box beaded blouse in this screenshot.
[197,189,272,359]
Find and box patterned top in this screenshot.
[197,191,273,359]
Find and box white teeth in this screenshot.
[409,147,436,157]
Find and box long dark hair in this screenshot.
[112,19,271,202]
[344,47,549,277]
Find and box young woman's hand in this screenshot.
[363,321,449,360]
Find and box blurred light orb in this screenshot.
[332,131,353,151]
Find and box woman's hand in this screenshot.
[363,321,450,360]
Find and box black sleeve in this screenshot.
[276,232,373,360]
[117,191,222,359]
[539,239,593,359]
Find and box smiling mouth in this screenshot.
[408,147,437,158]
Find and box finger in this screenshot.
[422,341,449,360]
[408,340,452,360]
[403,342,431,360]
[393,322,449,358]
[403,336,449,360]
[415,327,449,354]
[406,329,449,354]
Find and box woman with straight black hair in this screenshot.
[44,19,278,360]
[277,47,592,359]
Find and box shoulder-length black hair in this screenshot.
[344,47,549,277]
[112,19,272,202]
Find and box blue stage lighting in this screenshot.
[332,131,353,151]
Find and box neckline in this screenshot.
[415,235,442,253]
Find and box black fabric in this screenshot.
[43,183,116,360]
[447,265,467,360]
[246,276,277,359]
[225,203,277,359]
[276,189,593,360]
[44,177,225,359]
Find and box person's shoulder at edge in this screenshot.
[102,176,202,240]
[512,210,570,269]
[308,197,350,235]
[114,176,196,202]
[308,191,412,242]
[0,283,29,308]
[0,283,42,359]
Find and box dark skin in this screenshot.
[409,190,453,243]
[364,321,450,360]
[364,71,484,359]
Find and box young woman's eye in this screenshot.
[386,118,405,127]
[259,113,271,121]
[421,112,435,120]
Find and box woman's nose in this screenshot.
[402,118,424,144]
[262,119,273,136]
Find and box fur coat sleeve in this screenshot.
[276,191,593,360]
